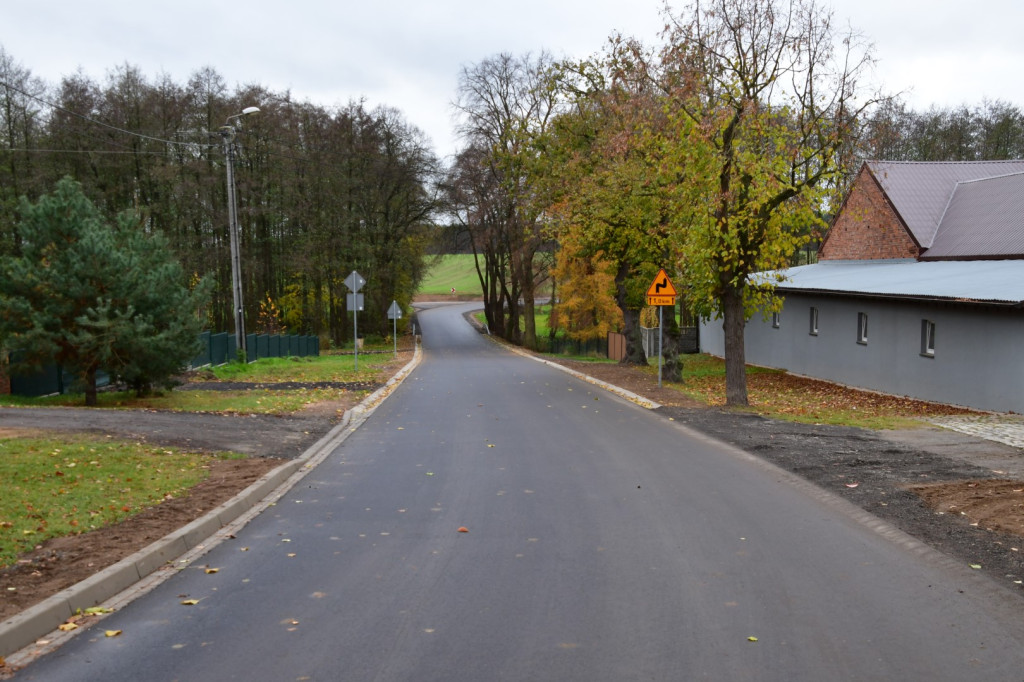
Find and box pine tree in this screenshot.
[0,177,209,405]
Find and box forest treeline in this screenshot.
[0,49,439,346]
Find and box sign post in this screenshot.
[387,301,402,357]
[345,271,366,370]
[646,269,678,388]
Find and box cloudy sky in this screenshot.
[3,0,1023,160]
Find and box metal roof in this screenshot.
[922,172,1024,259]
[765,259,1024,305]
[867,160,1024,248]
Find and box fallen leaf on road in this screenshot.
[458,527,469,533]
[845,483,859,488]
[105,630,122,638]
[181,599,200,605]
[58,623,78,632]
[969,564,982,570]
[205,568,219,574]
[748,636,758,642]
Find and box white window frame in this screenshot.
[921,319,936,357]
[772,311,781,329]
[857,312,868,345]
[809,307,819,336]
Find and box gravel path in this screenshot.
[0,406,335,458]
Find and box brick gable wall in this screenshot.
[819,167,920,260]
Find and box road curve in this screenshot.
[17,302,1024,681]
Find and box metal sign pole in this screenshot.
[658,305,664,388]
[344,271,366,372]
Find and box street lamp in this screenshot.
[221,106,260,360]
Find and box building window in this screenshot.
[809,307,819,336]
[921,319,936,357]
[857,312,868,345]
[772,311,781,328]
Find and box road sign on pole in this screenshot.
[345,271,365,369]
[387,301,402,357]
[345,271,365,293]
[646,269,677,307]
[646,269,678,387]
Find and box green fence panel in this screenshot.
[255,335,269,359]
[192,331,212,367]
[210,333,230,366]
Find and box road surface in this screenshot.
[17,303,1024,681]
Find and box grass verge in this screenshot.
[0,354,404,414]
[0,434,242,567]
[672,354,972,429]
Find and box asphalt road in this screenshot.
[17,303,1024,681]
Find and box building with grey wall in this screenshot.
[700,260,1024,413]
[700,160,1024,414]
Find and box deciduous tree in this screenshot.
[658,0,879,404]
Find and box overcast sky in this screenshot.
[3,0,1023,161]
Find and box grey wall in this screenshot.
[700,294,1024,413]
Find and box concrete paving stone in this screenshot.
[928,414,1024,450]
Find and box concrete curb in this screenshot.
[485,332,662,410]
[0,344,422,660]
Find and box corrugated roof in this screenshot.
[766,260,1024,305]
[922,173,1024,259]
[867,160,1024,248]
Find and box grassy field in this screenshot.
[0,435,240,567]
[418,254,482,296]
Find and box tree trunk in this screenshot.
[661,305,684,383]
[722,285,748,406]
[84,366,98,407]
[614,262,647,366]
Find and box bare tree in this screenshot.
[453,52,558,350]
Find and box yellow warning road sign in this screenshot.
[646,269,677,306]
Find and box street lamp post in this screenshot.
[221,106,260,361]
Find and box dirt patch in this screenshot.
[910,480,1024,538]
[0,456,283,622]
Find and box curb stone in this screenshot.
[0,343,421,662]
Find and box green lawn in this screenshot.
[418,254,482,296]
[0,435,240,567]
